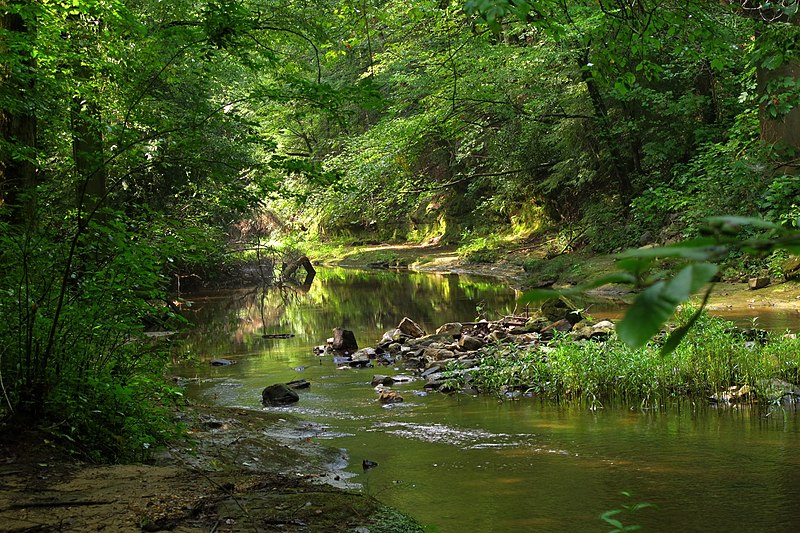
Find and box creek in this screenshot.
[172,267,800,532]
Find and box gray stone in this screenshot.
[352,349,374,361]
[487,330,509,343]
[422,348,455,362]
[371,375,395,387]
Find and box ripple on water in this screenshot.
[370,421,537,449]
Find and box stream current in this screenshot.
[172,267,800,532]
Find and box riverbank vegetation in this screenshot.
[439,310,800,408]
[2,0,799,459]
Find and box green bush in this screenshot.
[0,210,201,461]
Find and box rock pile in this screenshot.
[314,297,618,397]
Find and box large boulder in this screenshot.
[332,327,358,351]
[261,384,300,406]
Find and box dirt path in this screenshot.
[0,405,418,532]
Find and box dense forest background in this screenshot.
[1,0,798,458]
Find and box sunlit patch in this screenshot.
[370,421,537,449]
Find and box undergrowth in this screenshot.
[442,310,800,408]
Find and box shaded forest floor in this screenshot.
[0,405,420,532]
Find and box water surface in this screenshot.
[172,267,800,532]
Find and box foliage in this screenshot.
[0,208,204,459]
[442,311,800,407]
[2,0,800,458]
[600,492,655,533]
[522,216,800,353]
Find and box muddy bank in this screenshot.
[0,404,422,532]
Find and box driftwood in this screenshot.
[282,256,315,281]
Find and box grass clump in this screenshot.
[444,311,800,408]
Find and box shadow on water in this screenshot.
[172,267,800,532]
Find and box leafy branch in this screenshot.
[522,216,800,354]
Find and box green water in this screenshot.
[173,267,800,532]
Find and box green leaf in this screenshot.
[600,510,624,528]
[617,263,718,348]
[659,287,712,356]
[762,52,784,70]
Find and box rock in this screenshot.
[352,348,375,361]
[392,374,415,383]
[397,317,425,338]
[385,342,402,354]
[210,359,236,366]
[435,322,463,337]
[762,378,800,402]
[371,375,395,387]
[406,333,454,348]
[748,277,770,290]
[510,317,549,334]
[709,384,752,404]
[332,328,358,351]
[783,255,800,280]
[540,297,582,324]
[541,319,573,334]
[286,379,310,390]
[422,347,455,362]
[421,366,441,379]
[261,384,300,406]
[487,330,509,343]
[378,390,404,404]
[380,328,403,345]
[362,459,379,470]
[458,335,485,351]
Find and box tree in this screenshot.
[0,1,38,227]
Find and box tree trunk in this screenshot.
[72,94,107,218]
[577,51,634,204]
[0,6,38,227]
[758,60,800,153]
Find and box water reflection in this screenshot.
[173,267,800,532]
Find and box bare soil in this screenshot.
[0,405,411,533]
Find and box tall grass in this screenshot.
[448,311,800,408]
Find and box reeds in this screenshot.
[446,311,800,408]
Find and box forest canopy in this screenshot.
[1,0,798,457]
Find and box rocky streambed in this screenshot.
[306,298,800,407]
